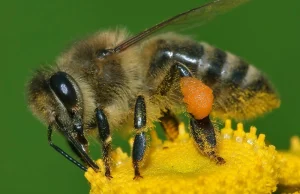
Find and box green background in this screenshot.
[1,0,299,193]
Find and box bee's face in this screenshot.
[27,69,83,131]
[27,30,134,133]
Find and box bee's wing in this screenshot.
[112,0,249,53]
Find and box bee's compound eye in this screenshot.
[49,72,78,110]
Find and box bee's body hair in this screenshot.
[28,29,280,133]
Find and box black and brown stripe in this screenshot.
[148,39,274,94]
[194,43,274,93]
[147,36,280,120]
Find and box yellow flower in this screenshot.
[85,120,300,194]
[277,136,300,193]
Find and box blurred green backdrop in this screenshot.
[1,0,299,193]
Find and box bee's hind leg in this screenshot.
[95,108,113,179]
[157,62,225,164]
[190,115,225,164]
[132,95,149,180]
[156,62,192,141]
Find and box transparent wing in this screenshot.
[111,0,249,53]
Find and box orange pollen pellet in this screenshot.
[180,77,214,120]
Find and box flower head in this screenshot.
[85,120,300,194]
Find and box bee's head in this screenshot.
[27,68,84,132]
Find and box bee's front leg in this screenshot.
[48,118,100,172]
[132,95,148,180]
[95,108,113,179]
[47,125,89,171]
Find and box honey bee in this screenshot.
[27,0,280,179]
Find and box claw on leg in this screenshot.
[133,175,143,180]
[215,156,226,165]
[105,171,113,180]
[133,161,143,180]
[206,151,226,165]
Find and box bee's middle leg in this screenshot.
[159,109,180,141]
[132,95,148,180]
[95,108,113,179]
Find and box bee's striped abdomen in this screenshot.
[196,43,280,120]
[197,43,270,93]
[147,36,280,120]
[201,48,227,86]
